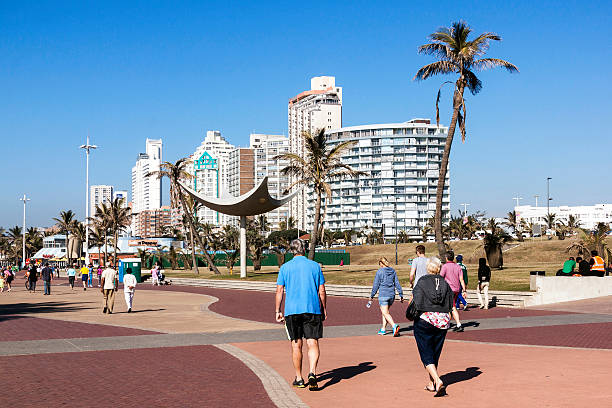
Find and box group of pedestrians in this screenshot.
[557,250,607,277]
[274,239,495,397]
[0,266,16,292]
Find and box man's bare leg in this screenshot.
[291,339,303,380]
[306,338,320,375]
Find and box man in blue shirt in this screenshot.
[275,239,327,391]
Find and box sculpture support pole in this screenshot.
[240,216,247,278]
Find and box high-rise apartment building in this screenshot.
[250,133,290,230]
[228,148,255,197]
[310,119,450,240]
[131,139,162,214]
[189,131,235,226]
[288,76,342,229]
[90,185,113,215]
[132,206,179,238]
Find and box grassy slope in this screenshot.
[164,237,610,292]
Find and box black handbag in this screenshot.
[405,300,419,321]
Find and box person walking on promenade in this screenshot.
[4,267,14,292]
[87,263,94,288]
[123,267,137,313]
[66,263,77,290]
[97,265,103,287]
[28,263,38,293]
[477,258,491,309]
[275,239,327,391]
[151,263,160,286]
[79,263,89,291]
[41,262,53,295]
[590,250,606,277]
[455,255,469,310]
[440,251,465,332]
[100,264,118,314]
[369,256,404,336]
[410,245,428,288]
[412,256,453,397]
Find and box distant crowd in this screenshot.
[557,250,608,277]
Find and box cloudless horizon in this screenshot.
[1,0,611,228]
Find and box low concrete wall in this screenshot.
[525,276,612,306]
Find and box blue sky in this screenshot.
[1,0,611,228]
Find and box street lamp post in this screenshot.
[20,194,30,268]
[80,134,97,265]
[534,195,539,207]
[546,177,552,236]
[512,195,523,207]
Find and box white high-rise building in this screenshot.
[189,131,235,226]
[250,133,290,231]
[131,139,162,215]
[90,185,113,215]
[311,119,450,240]
[288,76,342,229]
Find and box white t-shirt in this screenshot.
[123,274,137,293]
[101,268,117,290]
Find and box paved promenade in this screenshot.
[1,277,611,407]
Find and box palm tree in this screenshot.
[70,221,86,262]
[6,226,22,264]
[483,228,512,269]
[414,21,518,259]
[221,225,239,274]
[276,128,364,260]
[89,226,106,266]
[150,158,220,274]
[53,210,76,265]
[504,210,525,242]
[108,198,131,267]
[89,203,112,266]
[566,215,581,237]
[567,223,611,263]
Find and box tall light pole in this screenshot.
[460,203,470,215]
[80,134,97,265]
[20,194,30,268]
[546,177,552,215]
[512,195,523,207]
[534,195,539,207]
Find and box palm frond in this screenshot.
[417,42,452,59]
[414,61,458,81]
[463,69,482,94]
[473,58,519,73]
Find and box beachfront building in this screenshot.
[132,205,181,238]
[189,131,234,226]
[288,76,342,230]
[131,139,162,214]
[90,185,113,215]
[306,119,450,240]
[515,204,612,231]
[250,133,290,230]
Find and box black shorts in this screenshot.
[284,313,324,341]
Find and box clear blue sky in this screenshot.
[1,0,611,228]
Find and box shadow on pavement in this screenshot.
[316,361,376,390]
[441,366,482,386]
[0,301,96,319]
[120,308,166,314]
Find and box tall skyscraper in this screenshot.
[90,185,113,216]
[288,76,342,229]
[131,139,162,215]
[250,133,290,231]
[189,131,234,226]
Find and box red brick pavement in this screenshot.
[445,321,612,349]
[0,315,159,342]
[0,345,275,408]
[140,285,572,326]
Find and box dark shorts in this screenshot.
[285,313,324,341]
[82,275,88,282]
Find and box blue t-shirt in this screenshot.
[276,256,325,316]
[66,268,76,277]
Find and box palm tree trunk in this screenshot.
[189,222,199,274]
[308,192,322,260]
[113,230,118,268]
[104,231,109,267]
[435,85,464,260]
[180,200,218,274]
[66,228,71,266]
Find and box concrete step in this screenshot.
[169,277,534,308]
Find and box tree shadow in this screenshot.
[316,362,376,390]
[0,301,97,320]
[440,366,482,386]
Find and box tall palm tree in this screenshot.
[150,158,219,274]
[70,221,86,261]
[53,210,76,265]
[89,203,111,266]
[276,128,364,260]
[7,226,23,264]
[89,226,106,266]
[108,198,131,267]
[504,210,524,242]
[414,21,518,258]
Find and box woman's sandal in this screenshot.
[434,381,446,397]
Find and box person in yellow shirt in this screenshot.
[80,265,89,291]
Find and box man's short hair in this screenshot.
[445,251,455,262]
[290,239,306,256]
[591,250,598,256]
[415,245,425,255]
[126,268,132,274]
[569,257,575,261]
[576,257,583,262]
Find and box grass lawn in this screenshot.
[162,237,610,292]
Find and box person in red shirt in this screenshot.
[440,251,465,332]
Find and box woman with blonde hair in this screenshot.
[411,256,454,397]
[369,256,404,336]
